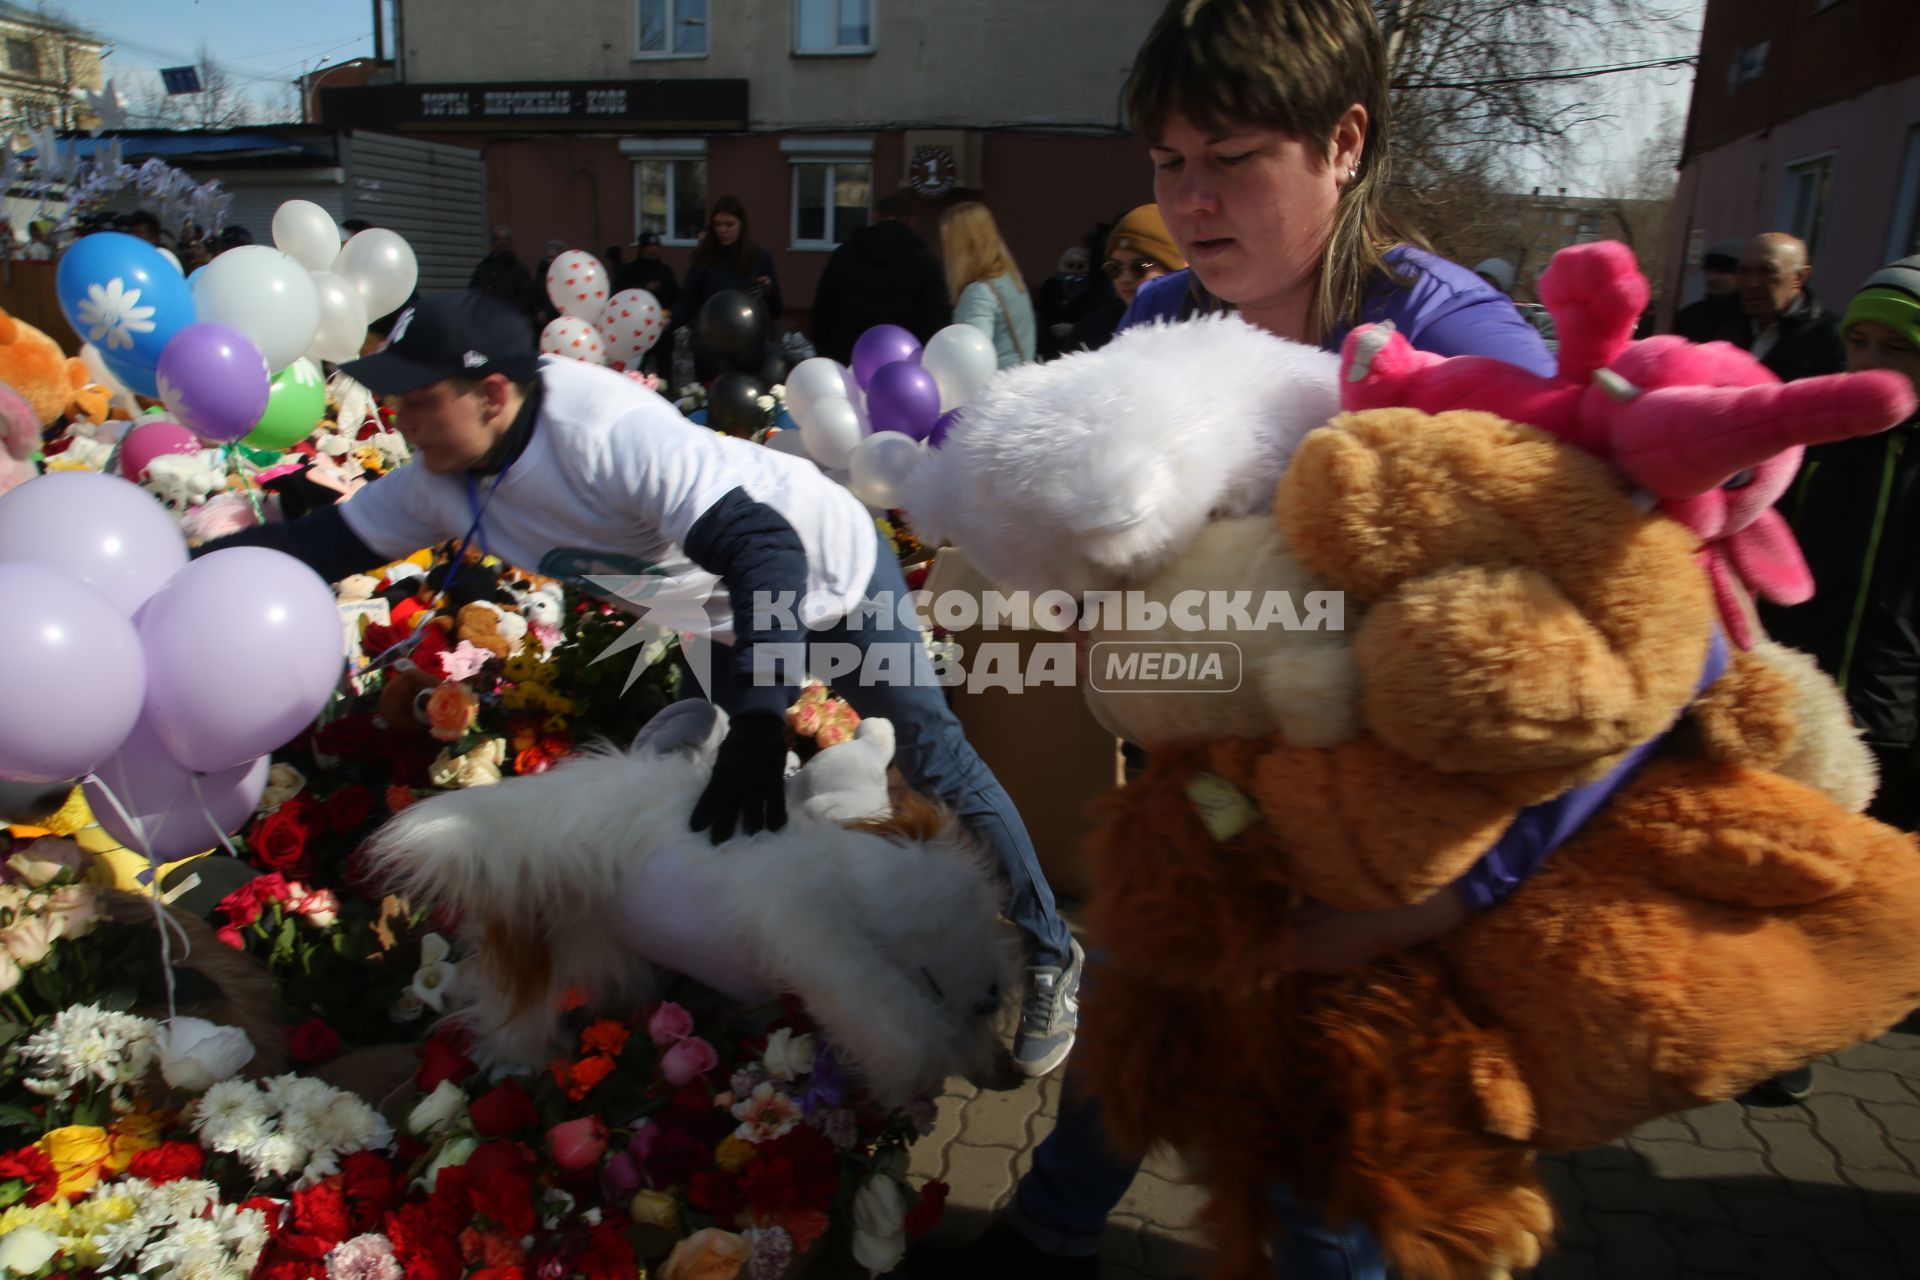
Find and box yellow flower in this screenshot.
[36,1126,111,1198]
[714,1136,756,1173]
[630,1187,679,1230]
[105,1112,163,1174]
[61,1195,133,1266]
[0,1203,68,1236]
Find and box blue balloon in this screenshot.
[56,232,196,374]
[99,347,160,399]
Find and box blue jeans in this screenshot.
[705,534,1075,969]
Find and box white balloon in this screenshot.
[190,246,322,374]
[546,250,610,321]
[156,247,183,275]
[848,430,927,509]
[305,271,369,364]
[540,316,608,365]
[784,357,852,418]
[271,200,341,273]
[797,395,864,470]
[335,228,419,319]
[923,323,999,411]
[601,288,665,365]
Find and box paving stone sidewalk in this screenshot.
[906,1005,1920,1279]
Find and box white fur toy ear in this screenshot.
[907,314,1340,595]
[788,717,897,823]
[630,700,729,760]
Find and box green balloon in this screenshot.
[242,358,327,450]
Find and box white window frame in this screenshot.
[1776,149,1836,263]
[623,137,708,247]
[1888,124,1920,264]
[792,0,876,56]
[783,136,873,250]
[634,0,709,61]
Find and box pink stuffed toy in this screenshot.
[0,382,40,498]
[1339,241,1918,647]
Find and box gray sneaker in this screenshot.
[1013,938,1083,1077]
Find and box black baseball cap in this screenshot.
[340,289,542,396]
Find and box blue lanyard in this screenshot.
[362,470,504,673]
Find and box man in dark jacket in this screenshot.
[1762,254,1920,833]
[1718,233,1846,382]
[808,193,949,364]
[1671,238,1744,343]
[624,232,679,311]
[470,226,540,320]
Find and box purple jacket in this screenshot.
[1122,246,1557,376]
[1120,246,1705,911]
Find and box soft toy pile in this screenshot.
[918,242,1920,1280]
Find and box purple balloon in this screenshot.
[865,360,943,441]
[139,546,345,772]
[156,322,272,444]
[0,564,147,784]
[929,408,964,450]
[84,714,268,860]
[0,471,188,615]
[851,325,922,390]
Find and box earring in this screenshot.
[1347,164,1360,181]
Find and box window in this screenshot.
[1778,154,1834,262]
[636,0,707,58]
[1890,125,1920,263]
[795,0,873,54]
[783,139,872,248]
[623,139,707,245]
[6,39,37,78]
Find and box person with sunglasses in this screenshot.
[1067,204,1189,354]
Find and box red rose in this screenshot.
[290,1176,350,1246]
[465,1140,537,1184]
[905,1178,950,1238]
[0,1145,59,1206]
[468,1081,539,1138]
[687,1170,740,1224]
[739,1154,796,1215]
[579,1221,637,1280]
[315,712,381,756]
[249,797,321,876]
[427,1163,475,1235]
[415,1034,477,1091]
[126,1141,204,1185]
[214,883,265,931]
[216,925,246,949]
[469,1168,536,1237]
[287,1019,342,1066]
[324,785,376,835]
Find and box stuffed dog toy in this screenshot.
[363,703,1019,1106]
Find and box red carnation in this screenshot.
[427,1163,476,1235]
[640,1126,713,1189]
[290,1177,350,1246]
[341,1151,397,1232]
[739,1154,797,1215]
[465,1139,538,1184]
[287,1019,342,1066]
[763,1124,837,1212]
[579,1221,638,1280]
[468,1080,540,1138]
[126,1141,204,1185]
[324,784,376,835]
[0,1145,59,1206]
[687,1170,740,1225]
[469,1168,536,1237]
[253,1247,327,1280]
[905,1178,951,1238]
[386,1202,464,1280]
[415,1034,477,1091]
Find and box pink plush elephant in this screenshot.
[0,381,42,498]
[1339,241,1917,648]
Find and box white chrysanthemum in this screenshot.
[192,1079,267,1136]
[145,1179,218,1222]
[137,1214,224,1268]
[202,1112,274,1157]
[291,1148,339,1190]
[311,1094,390,1155]
[262,1074,334,1113]
[240,1130,308,1179]
[76,278,158,353]
[91,1215,156,1268]
[221,1207,271,1269]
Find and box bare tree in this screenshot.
[1595,104,1684,298]
[1376,0,1693,248]
[125,44,252,129]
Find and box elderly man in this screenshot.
[469,225,540,320]
[1720,232,1846,381]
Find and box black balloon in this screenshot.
[698,290,766,365]
[757,346,790,389]
[707,372,770,438]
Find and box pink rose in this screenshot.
[546,1116,609,1172]
[647,1002,694,1047]
[661,1036,718,1087]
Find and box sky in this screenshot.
[68,0,1700,198]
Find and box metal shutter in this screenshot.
[341,131,486,294]
[194,171,346,246]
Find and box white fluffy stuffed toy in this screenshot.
[364,704,1016,1105]
[908,313,1340,595]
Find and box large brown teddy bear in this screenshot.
[1075,409,1920,1280]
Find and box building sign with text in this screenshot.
[321,79,748,132]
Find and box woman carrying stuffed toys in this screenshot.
[902,2,1682,1277]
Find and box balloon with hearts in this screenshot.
[600,288,665,368]
[546,250,610,321]
[541,316,608,366]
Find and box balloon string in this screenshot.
[81,769,186,1026]
[223,442,266,526]
[186,772,247,864]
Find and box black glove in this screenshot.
[689,712,789,845]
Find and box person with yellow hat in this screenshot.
[1763,253,1920,832]
[1067,204,1188,353]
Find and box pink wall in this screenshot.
[1664,75,1920,325]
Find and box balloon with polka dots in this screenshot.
[544,249,610,321]
[539,316,608,366]
[601,288,665,367]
